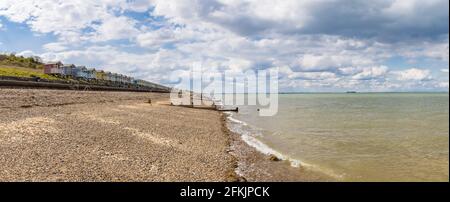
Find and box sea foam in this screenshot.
[225,112,343,179]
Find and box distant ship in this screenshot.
[346,91,357,93]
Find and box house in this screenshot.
[118,74,125,83]
[128,77,134,84]
[96,70,106,80]
[44,61,63,75]
[62,64,76,77]
[133,79,140,86]
[134,79,142,86]
[104,71,113,82]
[123,75,132,84]
[86,68,97,80]
[116,74,122,83]
[122,75,128,84]
[112,73,119,83]
[74,66,88,79]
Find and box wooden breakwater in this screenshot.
[174,95,239,112]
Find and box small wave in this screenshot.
[225,113,344,180]
[227,115,248,126]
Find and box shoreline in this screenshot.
[0,89,234,181]
[0,88,331,182]
[221,112,333,182]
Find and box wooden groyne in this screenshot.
[174,95,239,112]
[216,107,239,112]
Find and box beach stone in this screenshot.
[268,154,281,161]
[0,89,235,182]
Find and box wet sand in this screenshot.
[0,88,327,181]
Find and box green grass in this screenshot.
[0,54,44,69]
[0,65,63,81]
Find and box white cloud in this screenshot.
[393,68,431,81]
[150,0,448,41]
[16,50,36,57]
[123,0,153,12]
[440,69,449,73]
[298,53,374,72]
[0,0,144,43]
[136,27,179,48]
[38,45,194,83]
[290,72,337,80]
[0,0,448,91]
[399,40,449,62]
[43,42,68,52]
[90,16,140,42]
[352,66,389,80]
[438,81,449,88]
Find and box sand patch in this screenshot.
[100,152,130,162]
[118,103,158,112]
[124,127,186,151]
[0,117,58,144]
[118,105,140,109]
[75,111,121,125]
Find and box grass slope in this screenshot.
[0,65,62,81]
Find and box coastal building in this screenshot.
[42,61,170,92]
[62,64,76,78]
[128,77,135,84]
[123,75,133,84]
[44,61,63,75]
[86,68,97,80]
[117,74,124,83]
[112,73,119,83]
[74,66,88,79]
[104,71,113,82]
[95,70,105,80]
[118,74,122,83]
[134,79,145,86]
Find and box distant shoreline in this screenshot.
[278,91,449,94]
[203,91,449,95]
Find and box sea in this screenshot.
[223,93,449,182]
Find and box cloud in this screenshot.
[136,27,181,48]
[0,0,448,92]
[393,68,431,81]
[150,0,448,42]
[438,81,449,88]
[38,45,195,84]
[398,40,449,62]
[0,0,144,43]
[0,1,105,32]
[16,50,36,57]
[43,42,68,52]
[90,16,141,42]
[352,66,389,80]
[303,0,448,41]
[297,53,374,72]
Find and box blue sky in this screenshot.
[0,0,448,92]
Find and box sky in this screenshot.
[0,0,449,92]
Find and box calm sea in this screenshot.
[224,93,449,182]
